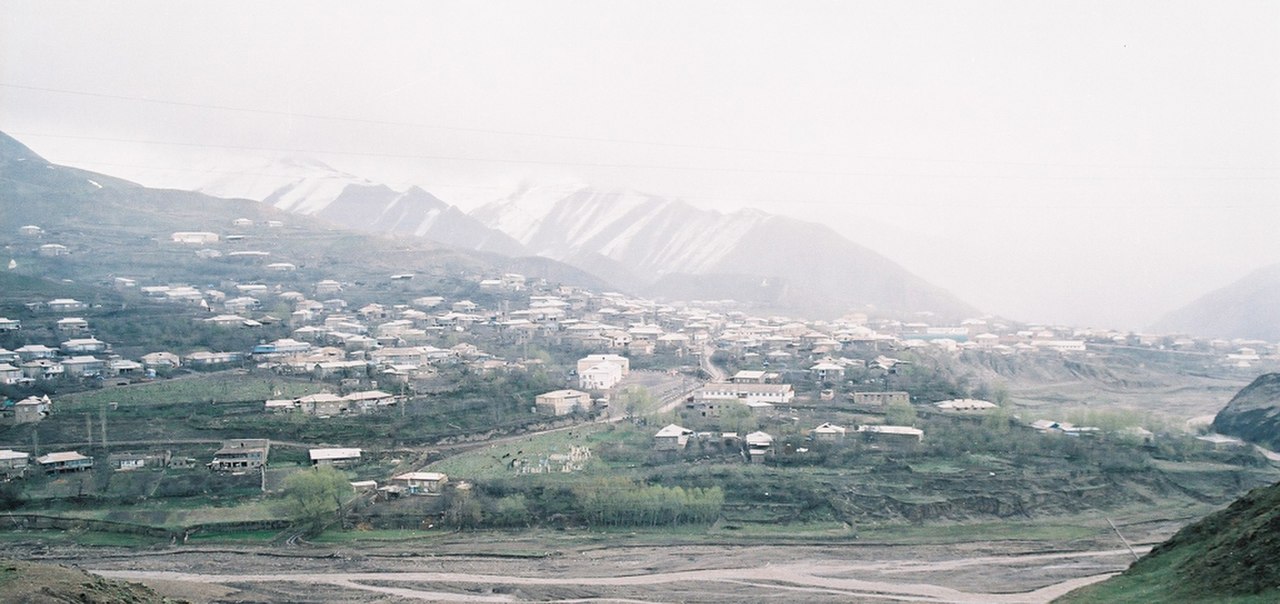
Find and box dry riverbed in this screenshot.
[11,536,1158,603]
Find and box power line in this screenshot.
[3,81,1274,173]
[13,130,1280,182]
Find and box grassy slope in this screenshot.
[1058,481,1280,603]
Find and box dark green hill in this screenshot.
[1058,480,1280,603]
[1212,373,1280,451]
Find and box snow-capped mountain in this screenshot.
[473,184,977,319]
[192,158,527,256]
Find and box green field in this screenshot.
[425,422,646,479]
[56,372,329,409]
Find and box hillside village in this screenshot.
[1,218,1275,521]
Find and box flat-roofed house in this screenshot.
[47,298,87,312]
[297,393,349,416]
[858,425,924,451]
[0,449,30,478]
[391,471,448,495]
[171,231,220,244]
[309,448,362,467]
[576,354,629,376]
[579,362,623,390]
[935,399,998,412]
[209,439,270,471]
[851,391,910,408]
[695,383,794,405]
[108,451,170,471]
[37,451,93,474]
[61,338,108,354]
[535,389,591,416]
[61,356,105,378]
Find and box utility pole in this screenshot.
[84,413,93,449]
[31,430,38,457]
[100,404,108,448]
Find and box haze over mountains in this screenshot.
[9,130,1277,337]
[1152,263,1280,341]
[168,154,978,320]
[195,158,527,256]
[0,131,604,291]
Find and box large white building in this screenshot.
[577,354,629,390]
[580,362,623,390]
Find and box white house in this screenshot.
[654,424,695,450]
[47,298,87,312]
[811,422,847,443]
[935,399,998,412]
[579,362,624,390]
[535,389,591,416]
[309,448,362,467]
[391,471,448,495]
[171,231,220,244]
[577,354,629,376]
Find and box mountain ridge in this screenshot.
[0,130,606,294]
[474,184,978,319]
[1150,263,1280,341]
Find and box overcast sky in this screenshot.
[2,1,1277,330]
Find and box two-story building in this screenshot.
[208,439,270,471]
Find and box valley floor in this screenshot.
[11,505,1206,604]
[74,541,1137,603]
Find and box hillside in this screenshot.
[474,184,977,319]
[1057,480,1280,603]
[0,132,604,297]
[1212,373,1280,450]
[0,559,175,603]
[1150,263,1280,341]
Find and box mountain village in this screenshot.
[1,214,1274,509]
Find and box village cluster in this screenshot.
[0,221,1272,492]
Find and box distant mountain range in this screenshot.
[0,131,603,293]
[1151,263,1280,341]
[168,156,977,319]
[195,158,526,256]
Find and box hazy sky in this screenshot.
[2,1,1277,330]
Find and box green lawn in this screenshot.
[425,423,632,479]
[55,497,285,529]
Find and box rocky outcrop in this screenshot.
[1212,373,1280,450]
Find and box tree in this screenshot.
[885,400,917,426]
[444,490,483,528]
[619,386,653,417]
[281,466,353,526]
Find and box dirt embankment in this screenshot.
[0,558,178,604]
